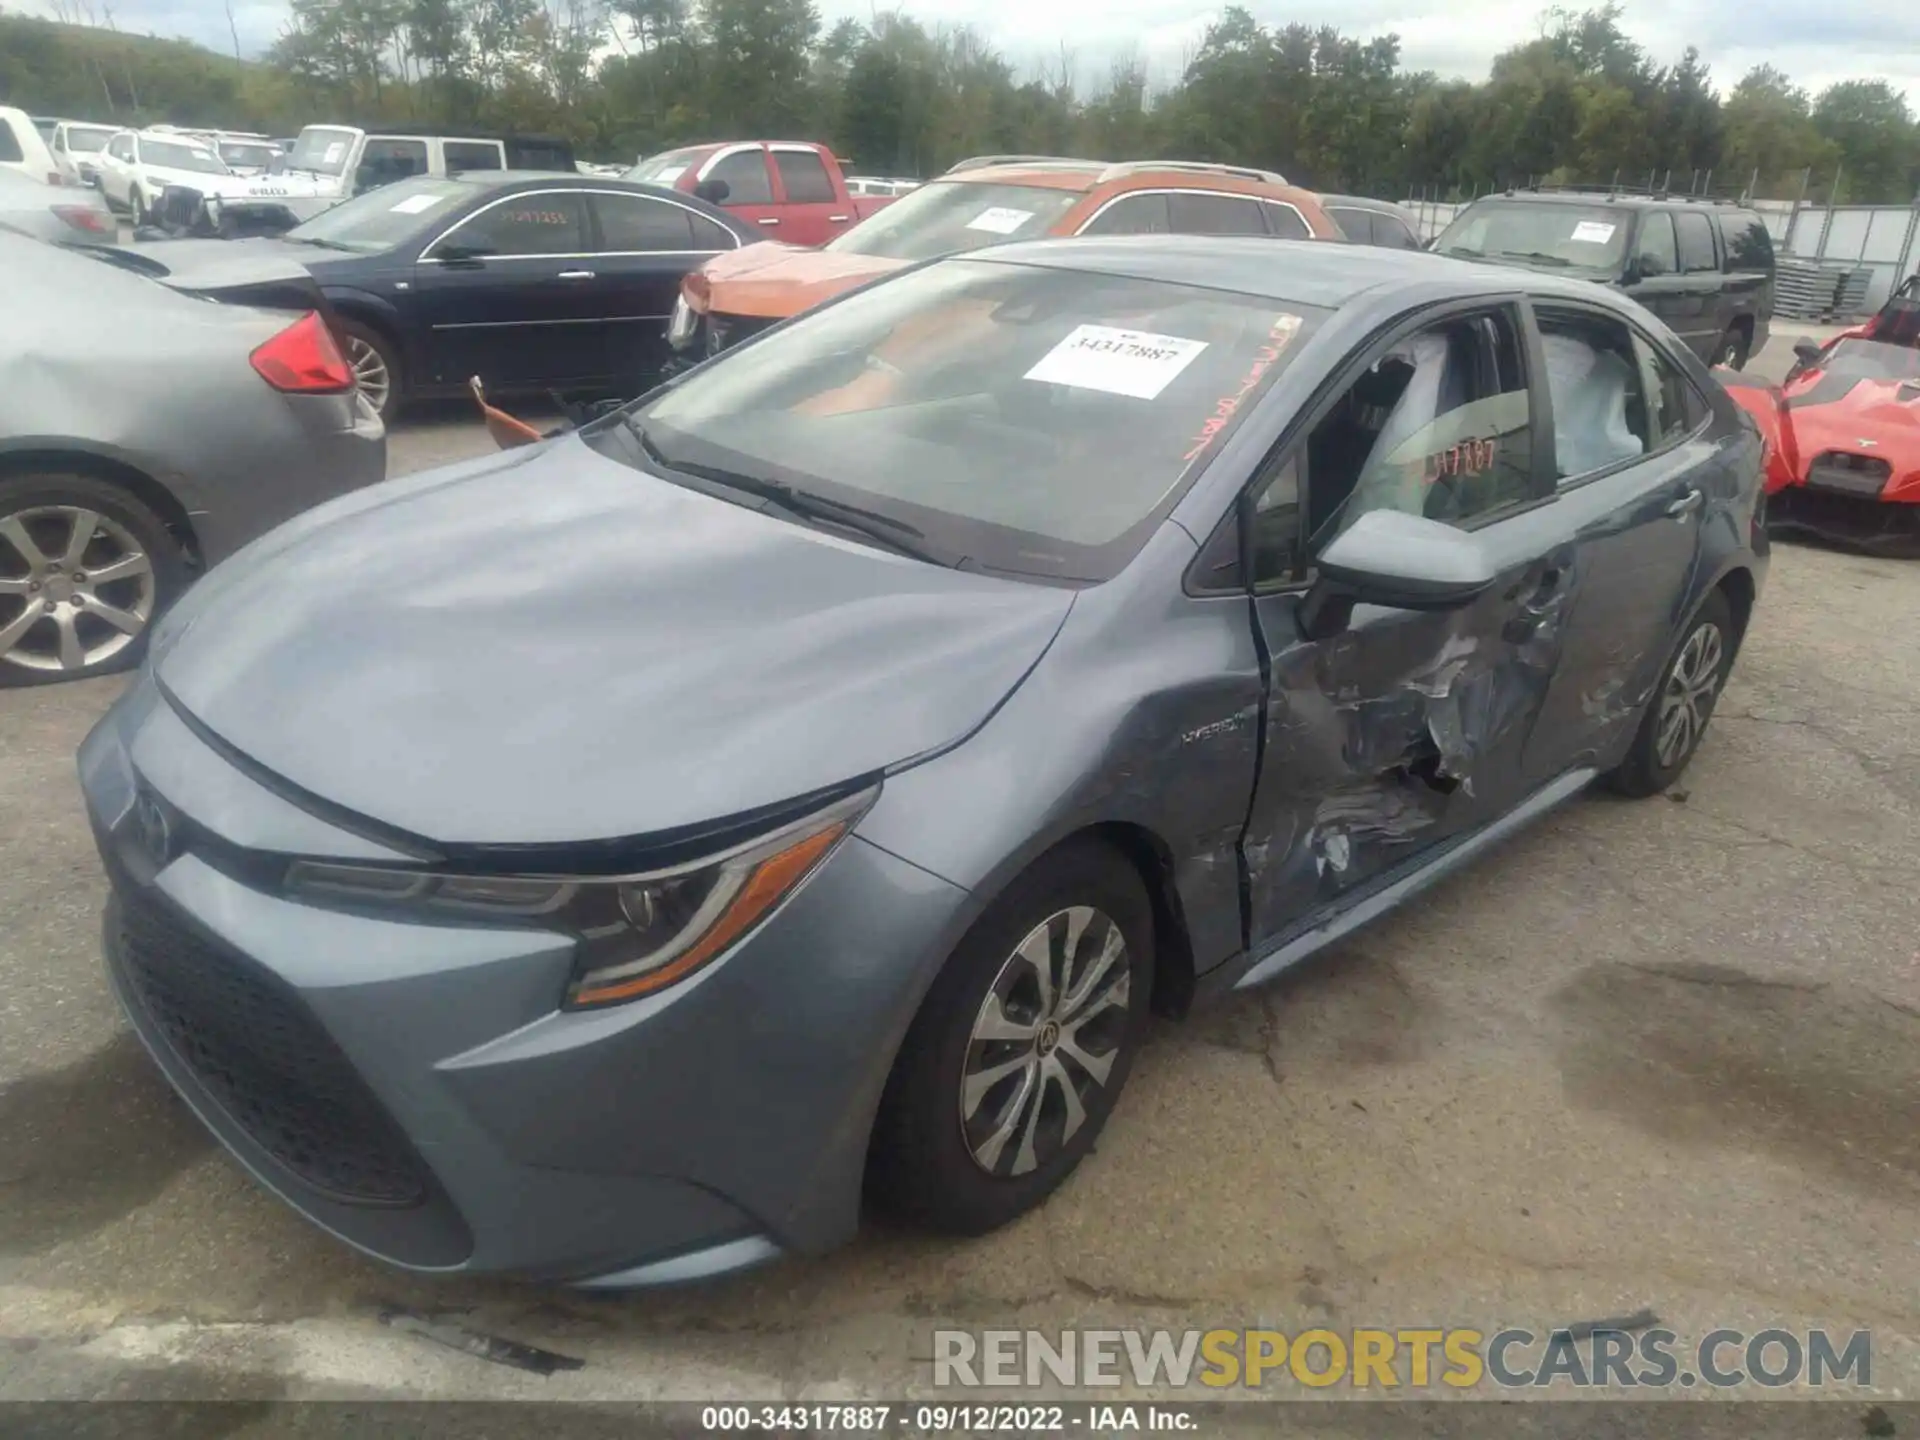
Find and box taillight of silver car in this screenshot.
[248,311,355,394]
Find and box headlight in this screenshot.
[284,786,876,1008]
[667,292,698,348]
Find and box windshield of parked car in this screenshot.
[219,141,278,169]
[625,147,709,186]
[619,257,1324,581]
[65,125,115,153]
[142,138,230,175]
[1435,201,1630,274]
[284,126,358,177]
[825,180,1083,262]
[286,176,467,251]
[1818,337,1920,383]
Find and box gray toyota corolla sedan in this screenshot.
[80,237,1766,1286]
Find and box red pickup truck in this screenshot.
[623,141,896,247]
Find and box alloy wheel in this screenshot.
[1655,621,1724,769]
[959,905,1132,1178]
[345,336,391,414]
[0,506,156,675]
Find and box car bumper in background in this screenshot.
[78,674,976,1283]
[1768,483,1920,557]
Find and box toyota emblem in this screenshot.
[132,792,173,868]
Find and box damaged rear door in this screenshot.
[1235,297,1573,943]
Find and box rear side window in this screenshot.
[1328,207,1372,243]
[0,122,23,164]
[1079,193,1170,235]
[1167,192,1266,236]
[1634,333,1706,447]
[444,140,504,174]
[1674,210,1718,274]
[1634,211,1678,276]
[1536,307,1653,479]
[706,149,772,205]
[1262,202,1310,240]
[1720,211,1775,272]
[593,192,696,251]
[1371,212,1420,249]
[773,149,835,204]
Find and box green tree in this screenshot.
[1812,80,1918,202]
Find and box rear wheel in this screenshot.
[335,318,403,423]
[1604,588,1735,797]
[0,473,187,686]
[129,186,149,228]
[868,839,1153,1234]
[1715,323,1752,371]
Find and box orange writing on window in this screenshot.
[1423,437,1497,483]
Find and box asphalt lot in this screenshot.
[1,334,1916,1413]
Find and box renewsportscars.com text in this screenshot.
[932,1327,1873,1391]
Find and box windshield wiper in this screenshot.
[614,413,947,564]
[1441,245,1483,258]
[288,235,353,251]
[1494,250,1575,267]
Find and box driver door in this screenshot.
[1234,300,1572,949]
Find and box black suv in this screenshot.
[1433,191,1775,369]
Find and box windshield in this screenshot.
[1818,338,1920,384]
[1435,201,1629,273]
[825,181,1082,262]
[285,126,358,177]
[287,176,466,252]
[219,141,278,169]
[626,148,708,186]
[141,138,230,175]
[66,125,115,154]
[621,257,1323,581]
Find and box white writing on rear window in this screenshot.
[1024,324,1210,400]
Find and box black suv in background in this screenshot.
[1434,190,1775,369]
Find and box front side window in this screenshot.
[1675,210,1718,274]
[443,140,504,174]
[1371,212,1420,249]
[1329,207,1374,244]
[773,149,834,204]
[140,138,230,175]
[1635,211,1678,277]
[1167,192,1266,236]
[705,148,772,204]
[1264,202,1311,241]
[1078,193,1170,236]
[826,180,1080,261]
[1536,308,1652,479]
[1435,201,1629,276]
[107,134,134,161]
[356,137,429,190]
[1305,308,1537,541]
[434,191,588,257]
[288,176,465,253]
[619,258,1325,581]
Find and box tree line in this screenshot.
[2,1,1917,203]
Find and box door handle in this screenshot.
[828,214,849,222]
[1668,487,1705,519]
[757,217,780,226]
[556,269,595,280]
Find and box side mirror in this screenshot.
[692,178,730,204]
[1792,339,1823,366]
[1297,510,1498,641]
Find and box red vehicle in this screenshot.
[1717,278,1920,554]
[623,141,894,247]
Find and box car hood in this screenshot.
[1784,370,1920,498]
[155,436,1074,847]
[699,240,908,320]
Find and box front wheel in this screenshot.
[867,840,1153,1234]
[1715,324,1752,371]
[334,319,403,423]
[1605,588,1736,797]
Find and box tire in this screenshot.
[334,318,404,423]
[0,473,188,687]
[1715,322,1752,371]
[1604,588,1736,798]
[130,185,149,228]
[867,838,1154,1234]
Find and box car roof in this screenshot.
[970,233,1634,312]
[1470,190,1750,212]
[1318,194,1420,219]
[944,161,1318,208]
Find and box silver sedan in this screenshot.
[0,231,386,683]
[0,166,115,245]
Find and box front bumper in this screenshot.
[1768,484,1920,557]
[79,675,976,1283]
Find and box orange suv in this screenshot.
[669,157,1341,359]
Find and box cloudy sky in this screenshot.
[28,0,1920,104]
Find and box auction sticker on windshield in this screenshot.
[1024,325,1208,400]
[323,142,347,165]
[1570,220,1617,243]
[389,192,449,214]
[965,206,1035,235]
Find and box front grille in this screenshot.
[111,886,432,1208]
[1806,451,1891,498]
